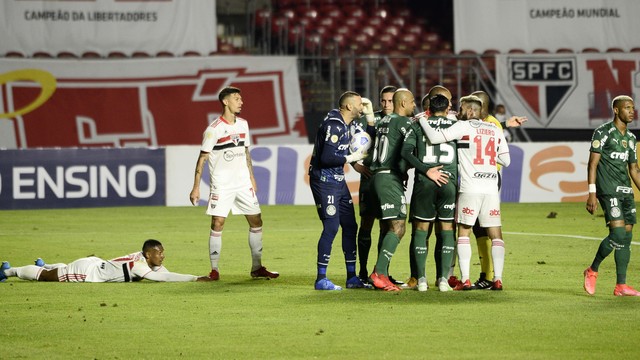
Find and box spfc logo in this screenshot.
[231,133,240,146]
[508,57,577,127]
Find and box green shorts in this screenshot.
[410,179,456,222]
[358,175,379,218]
[372,171,407,220]
[597,194,637,225]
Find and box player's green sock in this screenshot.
[375,232,400,276]
[413,229,428,280]
[357,230,372,276]
[440,230,455,280]
[591,227,624,271]
[614,231,633,284]
[434,232,443,279]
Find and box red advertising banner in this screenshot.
[0,57,307,148]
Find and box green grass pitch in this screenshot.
[2,203,640,359]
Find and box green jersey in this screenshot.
[370,113,412,175]
[404,116,458,182]
[590,121,638,196]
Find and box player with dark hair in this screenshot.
[468,91,526,290]
[309,91,369,290]
[189,86,279,281]
[0,239,212,282]
[584,95,640,296]
[368,89,446,291]
[402,94,454,291]
[351,85,401,284]
[421,95,510,291]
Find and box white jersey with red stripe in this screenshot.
[420,118,510,194]
[201,116,252,191]
[57,252,197,282]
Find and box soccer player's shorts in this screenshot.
[372,171,407,220]
[597,194,637,225]
[310,179,355,220]
[205,186,261,217]
[410,179,456,222]
[456,192,501,227]
[57,256,104,282]
[358,176,379,218]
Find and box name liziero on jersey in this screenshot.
[508,57,577,127]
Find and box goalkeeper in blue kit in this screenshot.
[308,91,371,291]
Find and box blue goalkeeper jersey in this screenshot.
[308,109,351,183]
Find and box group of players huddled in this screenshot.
[308,84,527,291]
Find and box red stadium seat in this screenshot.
[606,47,624,53]
[108,51,127,58]
[132,51,151,58]
[33,51,54,58]
[5,51,25,58]
[581,47,600,53]
[183,51,201,57]
[508,48,526,54]
[156,51,174,57]
[57,51,78,59]
[555,48,573,53]
[81,51,101,59]
[532,48,550,54]
[631,47,640,53]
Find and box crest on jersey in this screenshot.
[508,57,577,127]
[231,133,240,146]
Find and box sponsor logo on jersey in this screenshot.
[473,172,497,179]
[381,203,395,211]
[610,152,629,161]
[330,135,339,143]
[591,139,601,149]
[489,209,501,217]
[223,150,244,161]
[462,207,474,215]
[443,203,455,210]
[508,57,577,127]
[616,186,633,194]
[326,204,336,216]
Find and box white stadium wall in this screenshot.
[454,0,640,54]
[0,0,217,57]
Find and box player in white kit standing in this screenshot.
[420,95,510,290]
[189,86,279,281]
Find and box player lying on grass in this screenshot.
[0,239,212,283]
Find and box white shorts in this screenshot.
[205,187,261,217]
[57,257,105,282]
[456,192,502,227]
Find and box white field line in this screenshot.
[504,231,640,246]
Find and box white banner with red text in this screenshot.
[495,53,640,129]
[454,0,640,54]
[0,0,216,57]
[0,56,307,149]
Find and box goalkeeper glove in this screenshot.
[345,151,366,164]
[362,97,375,125]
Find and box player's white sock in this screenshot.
[43,263,66,270]
[457,237,471,282]
[248,227,263,270]
[209,230,222,270]
[12,265,43,280]
[491,239,505,281]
